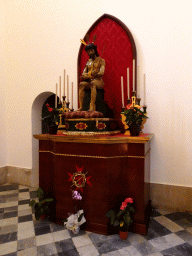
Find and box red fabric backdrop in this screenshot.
[78,14,137,120]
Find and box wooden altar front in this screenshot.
[34,133,153,235]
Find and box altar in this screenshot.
[34,133,153,235]
[35,13,152,236]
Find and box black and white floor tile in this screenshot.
[1,183,192,256]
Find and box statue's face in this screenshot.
[87,48,95,58]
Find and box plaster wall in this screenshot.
[1,0,192,187]
[0,3,7,167]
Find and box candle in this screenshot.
[144,74,146,106]
[63,69,65,97]
[55,83,58,108]
[137,66,139,98]
[121,76,125,108]
[67,75,69,102]
[133,59,135,91]
[71,82,73,109]
[59,76,61,103]
[127,68,129,99]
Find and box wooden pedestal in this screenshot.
[34,134,153,235]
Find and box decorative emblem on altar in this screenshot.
[75,122,88,130]
[110,122,117,130]
[96,122,106,130]
[68,166,92,192]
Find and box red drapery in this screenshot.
[78,14,137,120]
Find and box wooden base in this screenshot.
[34,134,153,236]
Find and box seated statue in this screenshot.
[78,36,105,111]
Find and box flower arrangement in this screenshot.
[123,104,148,126]
[29,188,54,220]
[42,103,60,124]
[106,197,134,232]
[63,190,86,234]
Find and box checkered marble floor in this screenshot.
[1,184,192,256]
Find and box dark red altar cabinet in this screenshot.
[34,133,153,235]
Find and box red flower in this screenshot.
[120,201,127,210]
[125,104,132,109]
[46,103,50,107]
[124,198,133,204]
[48,107,53,112]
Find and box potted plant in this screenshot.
[106,197,134,239]
[29,187,54,220]
[63,190,86,234]
[122,104,148,136]
[42,103,60,134]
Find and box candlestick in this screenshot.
[71,82,73,109]
[121,76,125,108]
[144,74,146,106]
[133,59,135,91]
[59,76,61,103]
[127,68,130,99]
[67,75,69,102]
[55,83,58,108]
[63,69,65,96]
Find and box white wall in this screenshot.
[2,0,192,187]
[0,3,7,167]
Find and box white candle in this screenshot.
[59,76,61,103]
[55,83,58,108]
[71,82,73,109]
[67,75,69,102]
[121,76,125,108]
[63,69,65,97]
[127,68,129,99]
[137,66,139,98]
[144,74,146,106]
[133,59,135,91]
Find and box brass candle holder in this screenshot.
[57,96,73,133]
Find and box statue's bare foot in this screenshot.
[77,107,84,111]
[88,104,96,111]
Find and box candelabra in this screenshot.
[57,96,74,132]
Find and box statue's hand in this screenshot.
[81,74,90,80]
[91,70,98,76]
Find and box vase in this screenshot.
[49,123,58,135]
[119,230,128,240]
[129,123,141,136]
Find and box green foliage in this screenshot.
[42,104,60,124]
[123,106,148,125]
[29,187,54,220]
[106,202,134,231]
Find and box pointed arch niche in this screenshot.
[78,13,137,119]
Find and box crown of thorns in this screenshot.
[80,34,97,46]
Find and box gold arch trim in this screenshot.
[39,148,151,159]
